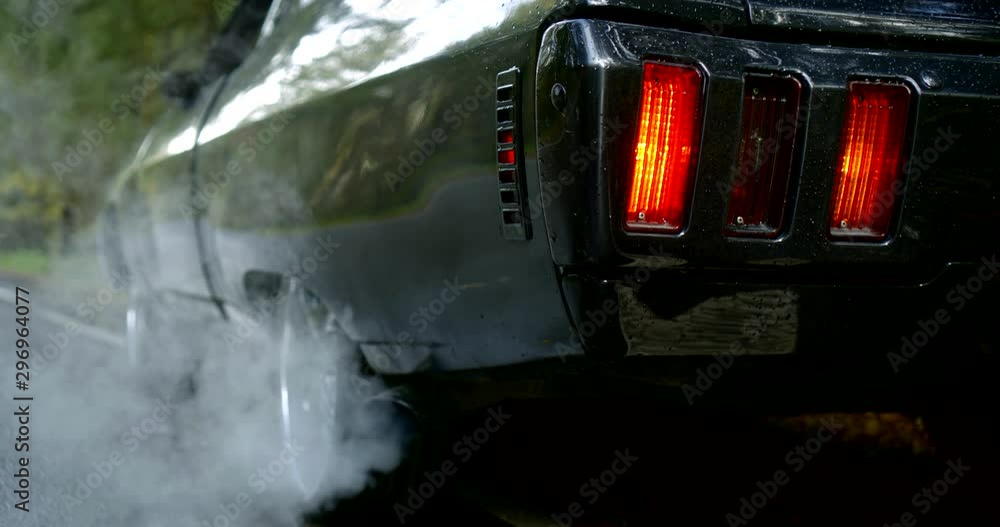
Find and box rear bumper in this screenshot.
[562,259,998,363]
[533,19,1000,374]
[410,260,998,410]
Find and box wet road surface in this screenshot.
[2,283,995,527]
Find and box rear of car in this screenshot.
[524,0,1000,408]
[102,0,1000,412]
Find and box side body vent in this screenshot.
[496,67,531,240]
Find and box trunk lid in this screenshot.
[746,0,1000,45]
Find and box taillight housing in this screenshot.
[724,72,804,238]
[829,80,912,240]
[624,62,705,234]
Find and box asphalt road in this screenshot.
[0,282,502,527]
[414,401,997,527]
[1,281,996,527]
[0,282,125,527]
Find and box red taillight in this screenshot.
[724,73,803,238]
[625,62,704,233]
[830,81,912,240]
[498,147,515,165]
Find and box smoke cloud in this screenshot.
[1,270,407,527]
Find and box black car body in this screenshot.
[102,0,1000,413]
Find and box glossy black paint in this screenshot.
[537,19,1000,273]
[104,0,999,404]
[191,0,578,372]
[535,16,999,377]
[575,0,748,28]
[747,0,1000,47]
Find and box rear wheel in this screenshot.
[125,275,431,512]
[271,277,344,500]
[256,277,421,507]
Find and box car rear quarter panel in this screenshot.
[193,0,580,372]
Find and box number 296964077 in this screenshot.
[13,286,32,513]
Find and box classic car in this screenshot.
[100,0,1000,512]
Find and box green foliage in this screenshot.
[0,248,49,276]
[0,0,221,226]
[0,168,66,254]
[0,168,64,223]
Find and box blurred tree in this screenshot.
[0,168,64,250]
[0,0,222,231]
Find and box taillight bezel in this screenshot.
[534,18,962,270]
